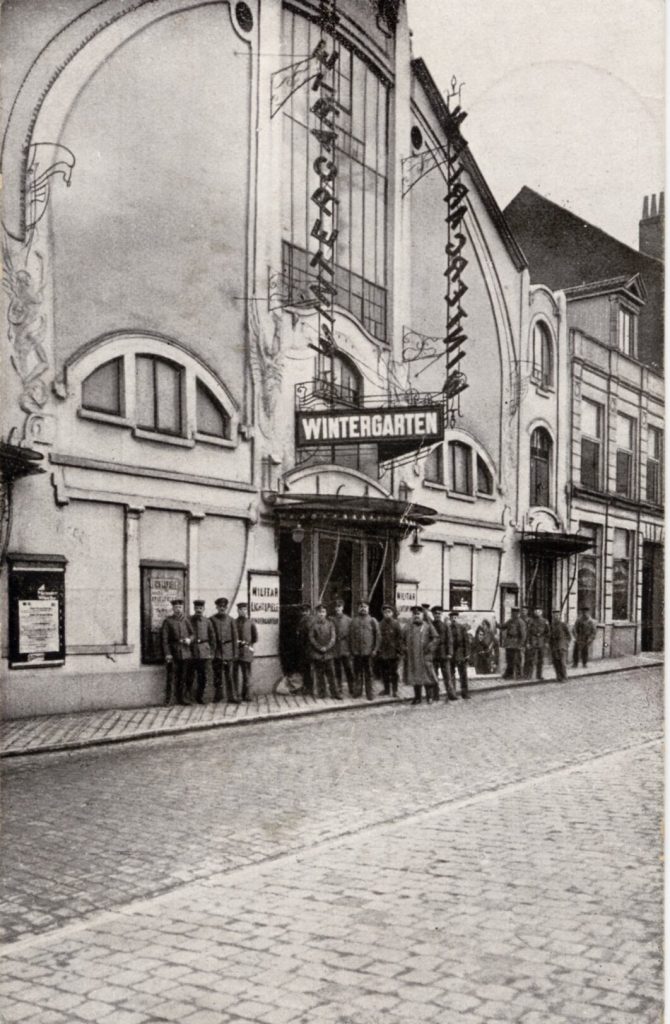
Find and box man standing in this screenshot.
[349,600,380,701]
[520,605,534,678]
[210,597,238,703]
[403,606,439,704]
[377,604,404,697]
[501,606,526,680]
[188,600,216,704]
[331,600,354,697]
[431,606,457,701]
[526,607,550,681]
[549,610,571,682]
[573,606,597,668]
[309,604,340,699]
[160,598,194,706]
[449,609,471,699]
[234,602,258,701]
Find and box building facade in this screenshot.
[0,0,613,718]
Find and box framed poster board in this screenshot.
[395,580,418,619]
[7,554,66,668]
[248,570,280,657]
[140,562,187,663]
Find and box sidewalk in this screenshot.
[1,653,662,759]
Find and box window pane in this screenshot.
[612,530,630,620]
[617,413,634,450]
[581,399,601,438]
[581,438,600,489]
[530,429,551,506]
[577,523,600,617]
[476,456,492,494]
[450,442,471,493]
[424,445,443,483]
[136,356,156,429]
[82,358,122,415]
[197,382,228,437]
[615,450,631,496]
[646,460,660,503]
[155,360,182,434]
[613,529,629,560]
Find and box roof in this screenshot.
[563,273,647,304]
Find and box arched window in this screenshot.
[196,380,230,438]
[136,355,183,435]
[424,444,444,483]
[317,352,363,406]
[476,456,493,495]
[449,441,472,494]
[530,427,552,507]
[532,322,553,388]
[81,358,123,415]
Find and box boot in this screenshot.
[213,684,223,704]
[411,685,422,705]
[392,683,398,698]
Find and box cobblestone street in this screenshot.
[0,667,663,1023]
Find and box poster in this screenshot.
[248,570,280,657]
[8,560,66,668]
[395,581,418,619]
[149,572,184,630]
[18,599,60,656]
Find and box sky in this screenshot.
[406,0,665,250]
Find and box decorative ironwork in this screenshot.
[442,79,469,427]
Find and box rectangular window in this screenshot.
[615,413,635,497]
[424,445,443,484]
[577,523,601,618]
[140,564,187,664]
[580,399,603,490]
[449,582,472,610]
[646,426,663,504]
[612,529,632,620]
[449,545,472,610]
[449,442,472,494]
[136,356,183,436]
[617,308,635,356]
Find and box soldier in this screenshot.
[449,609,471,699]
[572,606,597,668]
[234,603,258,701]
[526,607,550,681]
[210,597,238,703]
[520,605,534,678]
[501,606,526,680]
[403,606,439,704]
[549,610,571,682]
[331,599,354,697]
[309,604,340,699]
[377,604,404,698]
[160,598,194,706]
[187,600,216,704]
[349,600,380,701]
[431,606,458,702]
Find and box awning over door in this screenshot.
[519,531,594,559]
[272,492,437,533]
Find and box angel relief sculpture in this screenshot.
[248,299,284,431]
[2,239,49,414]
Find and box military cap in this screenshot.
[170,598,184,606]
[193,599,206,608]
[215,597,229,607]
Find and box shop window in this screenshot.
[476,456,493,495]
[529,427,552,507]
[81,358,123,416]
[136,355,183,436]
[615,413,635,497]
[646,426,663,504]
[196,380,230,438]
[449,441,472,494]
[580,399,603,490]
[140,563,187,663]
[449,581,472,610]
[424,444,444,484]
[617,307,635,357]
[612,529,632,620]
[577,523,601,618]
[532,322,553,388]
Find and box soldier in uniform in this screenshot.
[160,598,194,706]
[572,606,597,667]
[349,601,380,701]
[234,602,258,701]
[449,609,471,699]
[526,607,550,681]
[549,610,571,682]
[210,597,238,703]
[403,606,438,704]
[188,600,216,704]
[308,604,340,699]
[331,600,354,697]
[501,606,526,680]
[377,604,404,697]
[431,606,458,702]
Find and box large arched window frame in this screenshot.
[71,333,239,449]
[424,433,496,501]
[529,425,553,508]
[531,319,555,390]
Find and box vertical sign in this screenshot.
[395,580,418,620]
[248,570,280,658]
[8,556,66,668]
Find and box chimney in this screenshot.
[639,191,664,260]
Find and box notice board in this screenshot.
[8,555,66,668]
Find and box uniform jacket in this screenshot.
[330,613,352,657]
[450,620,470,662]
[188,615,216,660]
[210,612,238,661]
[309,619,336,661]
[160,614,194,661]
[573,616,597,644]
[549,620,571,652]
[235,617,259,662]
[349,614,379,657]
[403,621,438,685]
[378,617,404,659]
[526,616,550,649]
[502,617,526,650]
[432,618,453,660]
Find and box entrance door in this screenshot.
[318,535,355,614]
[525,556,554,619]
[641,542,664,651]
[278,531,304,672]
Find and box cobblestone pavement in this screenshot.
[0,667,662,1022]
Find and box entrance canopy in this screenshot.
[273,492,437,533]
[519,531,594,559]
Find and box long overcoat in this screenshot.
[403,621,438,685]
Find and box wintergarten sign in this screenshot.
[296,405,444,446]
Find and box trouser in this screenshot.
[165,660,189,704]
[528,647,544,679]
[213,659,237,702]
[573,642,589,668]
[503,649,523,679]
[451,658,469,697]
[379,658,399,696]
[551,649,567,681]
[235,660,252,700]
[188,659,210,702]
[312,660,340,698]
[300,658,313,695]
[434,656,457,698]
[333,655,355,696]
[353,655,374,700]
[523,647,535,678]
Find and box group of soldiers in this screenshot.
[160,597,258,705]
[500,605,597,682]
[298,601,474,705]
